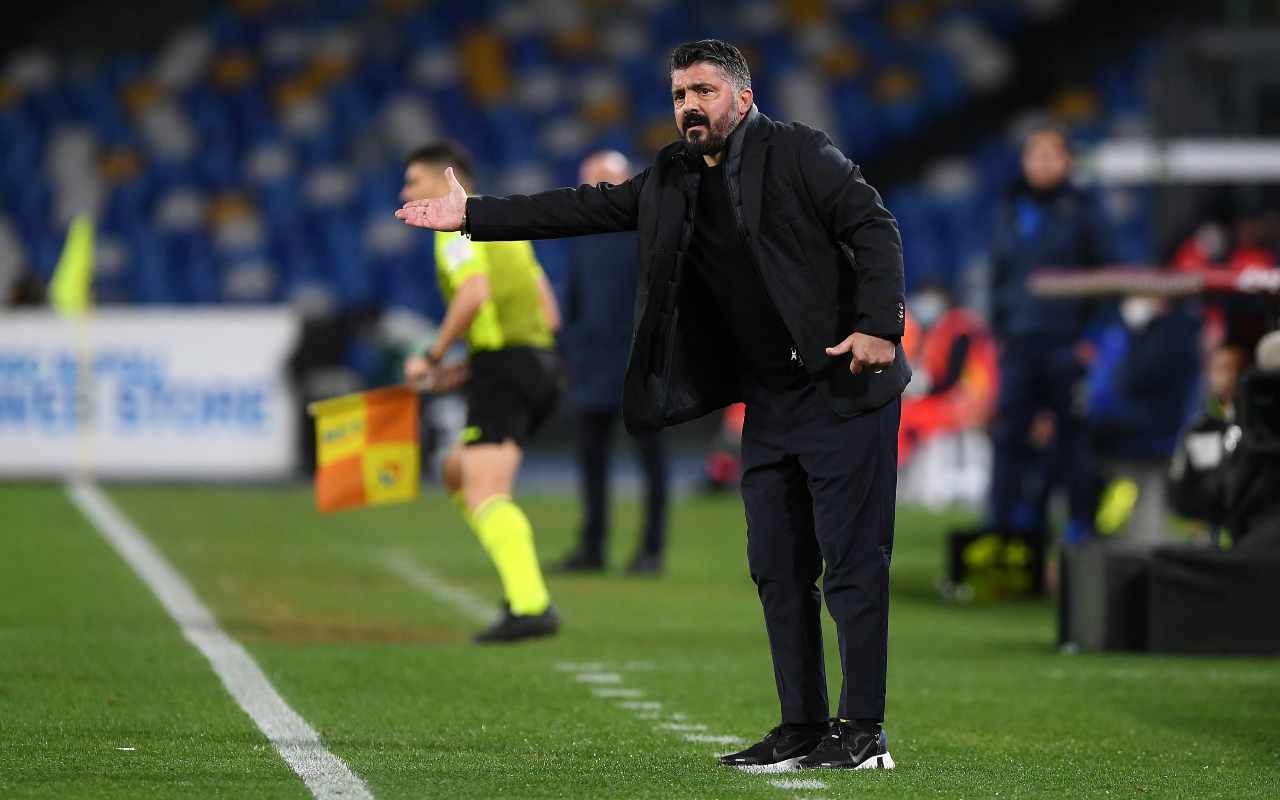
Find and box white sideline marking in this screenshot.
[575,672,623,684]
[658,723,708,732]
[769,778,827,790]
[617,701,662,711]
[591,688,643,698]
[379,551,496,624]
[555,661,607,672]
[66,480,373,800]
[683,734,744,745]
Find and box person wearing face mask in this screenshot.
[898,283,997,467]
[987,123,1116,543]
[1084,295,1201,539]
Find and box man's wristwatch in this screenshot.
[423,350,443,367]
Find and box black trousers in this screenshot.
[741,377,900,724]
[575,408,669,558]
[989,337,1097,537]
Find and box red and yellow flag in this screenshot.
[309,386,420,513]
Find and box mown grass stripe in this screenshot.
[66,480,373,800]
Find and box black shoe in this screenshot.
[625,552,663,576]
[473,605,561,644]
[717,723,827,773]
[552,549,605,573]
[797,720,895,770]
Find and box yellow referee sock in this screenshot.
[470,496,550,616]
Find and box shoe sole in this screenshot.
[730,756,803,774]
[857,751,895,770]
[798,751,896,771]
[473,626,560,644]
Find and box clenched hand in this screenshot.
[395,167,468,231]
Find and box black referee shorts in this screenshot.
[462,347,561,448]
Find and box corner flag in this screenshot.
[50,213,95,317]
[309,386,420,513]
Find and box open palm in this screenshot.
[395,166,467,231]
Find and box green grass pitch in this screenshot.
[2,481,1277,798]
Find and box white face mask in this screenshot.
[909,293,947,327]
[1120,297,1159,330]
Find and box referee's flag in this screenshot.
[309,386,420,513]
[50,213,95,317]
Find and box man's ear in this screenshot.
[738,88,753,114]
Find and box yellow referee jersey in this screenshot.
[433,231,554,352]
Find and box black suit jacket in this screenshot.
[466,106,911,432]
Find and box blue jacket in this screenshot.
[1085,305,1201,459]
[560,231,641,411]
[990,182,1114,340]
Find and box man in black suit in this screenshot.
[398,39,908,772]
[556,150,670,576]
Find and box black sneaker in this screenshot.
[717,723,826,773]
[473,605,560,644]
[797,720,895,770]
[625,552,663,576]
[552,549,605,573]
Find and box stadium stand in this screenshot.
[2,0,1066,318]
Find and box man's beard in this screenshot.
[681,108,741,157]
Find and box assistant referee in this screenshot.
[401,141,562,644]
[398,41,909,770]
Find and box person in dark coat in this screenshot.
[988,123,1114,542]
[1086,296,1202,462]
[1169,342,1246,533]
[398,39,909,772]
[555,151,669,575]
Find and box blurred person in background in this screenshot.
[3,267,44,308]
[987,122,1114,543]
[1172,212,1279,352]
[898,281,998,466]
[554,150,670,576]
[896,283,998,510]
[398,39,908,772]
[1220,331,1280,552]
[400,141,563,643]
[1084,294,1201,540]
[1169,341,1247,537]
[702,403,746,492]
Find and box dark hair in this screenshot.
[405,140,474,183]
[669,39,751,92]
[1021,119,1072,153]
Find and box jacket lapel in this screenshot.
[740,140,768,240]
[728,106,770,241]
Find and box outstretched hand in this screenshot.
[826,332,895,375]
[395,167,468,231]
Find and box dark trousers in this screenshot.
[575,408,669,558]
[989,338,1097,536]
[741,378,900,724]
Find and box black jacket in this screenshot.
[466,106,911,432]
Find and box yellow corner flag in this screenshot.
[50,213,95,317]
[309,386,420,513]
